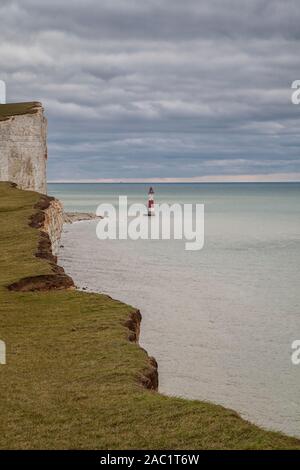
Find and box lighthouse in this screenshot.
[147,186,155,216]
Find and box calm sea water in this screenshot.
[48,183,300,437]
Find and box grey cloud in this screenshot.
[3,1,300,40]
[0,0,299,180]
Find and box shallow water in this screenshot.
[49,183,300,437]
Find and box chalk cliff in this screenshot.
[0,102,47,193]
[42,198,65,256]
[8,191,74,292]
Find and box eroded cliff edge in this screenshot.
[7,187,158,391]
[0,102,47,193]
[8,193,73,292]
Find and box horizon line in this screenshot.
[47,173,300,184]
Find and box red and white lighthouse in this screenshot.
[147,186,155,216]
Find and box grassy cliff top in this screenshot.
[0,102,42,121]
[0,181,299,450]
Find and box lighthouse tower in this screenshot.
[147,186,155,216]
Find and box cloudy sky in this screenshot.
[1,0,300,181]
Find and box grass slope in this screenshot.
[0,182,299,449]
[0,102,41,121]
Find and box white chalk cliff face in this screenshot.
[43,198,65,256]
[0,103,47,194]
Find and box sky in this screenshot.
[1,0,300,182]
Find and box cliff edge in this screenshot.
[0,102,47,193]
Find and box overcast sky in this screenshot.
[1,0,300,181]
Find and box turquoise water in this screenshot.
[49,183,300,437]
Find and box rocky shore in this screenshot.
[64,212,102,224]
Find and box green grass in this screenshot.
[0,102,41,121]
[0,181,299,449]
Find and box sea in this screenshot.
[48,182,300,437]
